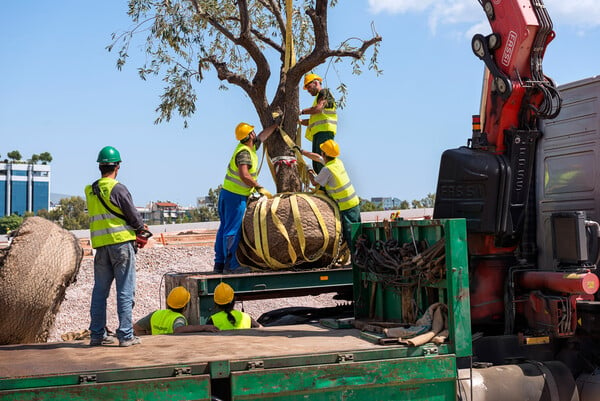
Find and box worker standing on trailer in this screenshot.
[134,286,219,335]
[295,140,361,246]
[299,73,338,174]
[85,146,146,347]
[214,122,279,274]
[207,283,261,330]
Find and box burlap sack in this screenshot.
[0,217,83,344]
[237,192,346,270]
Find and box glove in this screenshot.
[256,186,273,199]
[136,234,148,249]
[135,229,153,249]
[292,145,302,153]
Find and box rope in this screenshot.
[284,0,296,72]
[239,192,342,269]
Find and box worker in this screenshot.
[299,73,337,174]
[214,121,279,274]
[84,146,145,347]
[133,286,219,335]
[295,139,361,246]
[206,282,261,330]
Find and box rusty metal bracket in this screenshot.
[79,374,97,384]
[337,353,355,363]
[247,360,264,370]
[174,367,192,376]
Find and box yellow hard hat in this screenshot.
[235,122,255,141]
[167,286,191,309]
[303,73,322,89]
[214,282,235,305]
[320,139,340,158]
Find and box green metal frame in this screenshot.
[191,268,353,324]
[0,219,470,401]
[353,219,471,357]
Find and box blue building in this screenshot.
[0,162,51,217]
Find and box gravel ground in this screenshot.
[49,246,341,342]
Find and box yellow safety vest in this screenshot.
[150,309,187,335]
[306,95,337,141]
[84,178,136,248]
[222,143,258,196]
[323,158,359,211]
[210,310,252,330]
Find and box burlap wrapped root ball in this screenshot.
[237,192,349,270]
[0,217,83,344]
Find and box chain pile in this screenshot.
[353,236,446,290]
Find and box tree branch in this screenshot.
[327,36,382,59]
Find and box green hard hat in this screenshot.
[97,146,121,164]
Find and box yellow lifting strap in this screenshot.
[240,192,342,269]
[284,0,296,72]
[264,125,311,191]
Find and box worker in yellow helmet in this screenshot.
[299,73,338,174]
[134,286,219,335]
[214,121,279,274]
[295,139,361,247]
[206,283,261,330]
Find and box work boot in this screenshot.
[89,336,116,346]
[213,262,225,274]
[119,336,141,347]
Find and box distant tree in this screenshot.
[400,200,410,209]
[39,152,53,164]
[30,154,40,164]
[207,186,222,208]
[7,151,22,162]
[0,214,24,234]
[359,198,383,212]
[420,193,435,208]
[38,196,89,230]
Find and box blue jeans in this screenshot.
[90,241,136,341]
[214,189,247,271]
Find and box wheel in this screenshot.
[487,33,501,51]
[494,76,512,97]
[483,1,495,20]
[472,35,486,59]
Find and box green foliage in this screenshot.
[109,1,382,127]
[37,196,90,230]
[0,214,24,234]
[7,150,22,161]
[359,198,383,212]
[39,152,53,164]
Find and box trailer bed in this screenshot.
[0,324,381,378]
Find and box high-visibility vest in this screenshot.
[150,309,187,335]
[222,143,258,196]
[84,178,136,248]
[306,95,337,141]
[210,310,252,330]
[323,158,359,211]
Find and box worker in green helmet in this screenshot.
[84,146,146,348]
[134,286,219,335]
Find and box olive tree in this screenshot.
[110,0,381,192]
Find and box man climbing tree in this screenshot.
[110,0,382,193]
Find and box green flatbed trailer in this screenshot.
[0,219,470,401]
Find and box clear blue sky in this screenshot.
[1,1,599,207]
